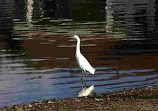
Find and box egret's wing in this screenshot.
[77,54,95,74]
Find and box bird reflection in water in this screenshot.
[78,80,95,97]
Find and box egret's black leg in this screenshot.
[84,80,87,87]
[81,78,87,88]
[81,70,85,81]
[84,70,87,76]
[81,79,84,89]
[81,70,85,89]
[82,70,87,87]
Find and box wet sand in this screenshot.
[0,85,158,111]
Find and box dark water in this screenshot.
[0,0,158,107]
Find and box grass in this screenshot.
[111,104,118,111]
[59,104,68,111]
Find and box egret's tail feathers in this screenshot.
[90,68,95,74]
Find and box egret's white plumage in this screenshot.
[73,35,95,75]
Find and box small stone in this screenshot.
[48,101,54,103]
[74,98,80,102]
[16,107,23,111]
[14,106,23,111]
[95,98,103,101]
[35,102,39,105]
[28,104,32,108]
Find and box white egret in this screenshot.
[72,35,95,80]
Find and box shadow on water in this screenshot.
[0,0,158,108]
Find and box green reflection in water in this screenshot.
[5,47,36,69]
[71,0,100,21]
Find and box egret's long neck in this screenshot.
[76,38,81,54]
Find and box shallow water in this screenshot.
[0,0,158,107]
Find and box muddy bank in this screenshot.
[0,85,158,111]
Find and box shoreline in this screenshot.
[0,85,158,111]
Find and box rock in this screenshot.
[48,101,54,104]
[28,104,32,108]
[94,98,103,101]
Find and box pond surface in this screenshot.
[1,0,158,107]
